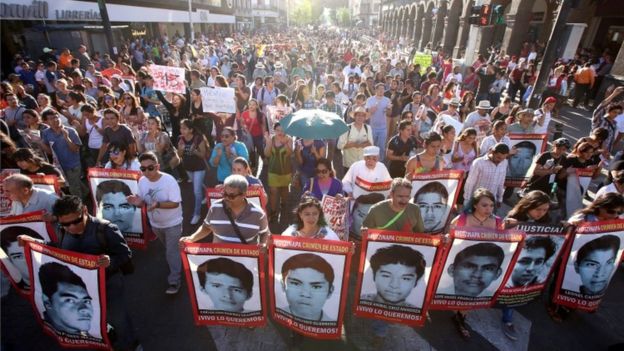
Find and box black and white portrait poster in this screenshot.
[409,170,464,234]
[505,134,548,187]
[206,185,268,212]
[553,220,624,311]
[24,241,110,350]
[88,168,149,249]
[28,174,62,195]
[269,236,354,339]
[353,229,443,327]
[430,228,524,310]
[180,242,266,327]
[0,210,56,295]
[497,224,570,307]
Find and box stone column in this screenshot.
[453,16,470,58]
[501,1,532,56]
[432,7,447,49]
[420,17,433,50]
[413,17,423,49]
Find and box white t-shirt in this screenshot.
[138,173,183,228]
[595,183,620,199]
[533,109,551,134]
[85,117,104,149]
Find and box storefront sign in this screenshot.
[0,1,48,19]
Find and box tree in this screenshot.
[292,0,313,25]
[336,7,351,27]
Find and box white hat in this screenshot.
[363,146,380,157]
[255,63,265,69]
[449,97,461,106]
[274,61,283,68]
[476,100,493,109]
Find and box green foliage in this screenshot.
[292,0,313,25]
[336,7,351,26]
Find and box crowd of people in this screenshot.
[2,26,624,350]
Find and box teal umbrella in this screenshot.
[281,109,348,139]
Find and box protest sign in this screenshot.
[553,220,624,312]
[431,228,524,310]
[200,87,236,114]
[350,177,392,240]
[150,64,186,94]
[25,242,110,350]
[576,168,594,198]
[498,224,570,307]
[412,53,432,69]
[206,185,267,212]
[0,169,20,216]
[321,195,349,241]
[354,229,443,326]
[88,168,150,249]
[0,211,56,295]
[505,134,548,187]
[181,242,266,327]
[410,170,464,234]
[269,236,354,339]
[28,174,62,195]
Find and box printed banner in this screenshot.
[353,229,443,326]
[25,242,110,350]
[0,211,56,295]
[0,169,20,216]
[409,170,464,234]
[181,242,266,327]
[321,195,349,241]
[505,134,548,187]
[269,236,354,339]
[412,53,432,69]
[200,87,236,114]
[206,185,267,211]
[497,224,570,307]
[553,220,624,311]
[150,64,186,94]
[352,177,392,200]
[29,174,62,195]
[87,168,150,249]
[576,169,594,199]
[430,228,524,310]
[350,177,392,239]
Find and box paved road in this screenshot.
[3,106,624,351]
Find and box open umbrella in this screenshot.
[281,109,348,139]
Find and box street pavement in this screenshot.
[3,105,624,351]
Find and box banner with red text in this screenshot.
[150,64,186,94]
[0,211,56,295]
[497,224,570,307]
[29,174,62,195]
[353,229,444,326]
[430,228,524,310]
[269,236,354,339]
[181,242,267,327]
[553,220,624,312]
[410,170,464,234]
[88,168,150,249]
[321,195,349,241]
[25,242,110,350]
[206,185,267,212]
[505,134,548,187]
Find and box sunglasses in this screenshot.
[110,150,122,156]
[223,192,243,199]
[59,214,84,227]
[140,165,156,172]
[316,169,329,174]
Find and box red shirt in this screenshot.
[241,110,264,137]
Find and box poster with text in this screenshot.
[576,168,594,199]
[150,64,186,94]
[353,229,443,326]
[206,185,267,212]
[321,195,349,241]
[0,211,56,295]
[497,224,570,307]
[88,168,149,249]
[350,177,392,239]
[200,87,236,114]
[269,236,354,339]
[430,228,524,310]
[409,170,464,234]
[553,220,624,311]
[29,174,62,195]
[505,134,548,187]
[25,242,110,350]
[181,242,266,327]
[0,169,20,216]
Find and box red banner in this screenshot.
[553,220,624,311]
[269,236,354,339]
[497,224,570,307]
[24,242,110,350]
[28,174,62,195]
[430,228,524,310]
[180,242,267,327]
[205,184,267,212]
[87,168,150,249]
[321,195,349,241]
[505,134,548,187]
[353,229,444,326]
[0,210,57,295]
[410,170,464,234]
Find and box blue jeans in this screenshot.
[502,306,514,323]
[187,170,206,217]
[372,128,387,162]
[106,273,138,349]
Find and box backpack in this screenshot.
[260,87,280,102]
[94,221,135,275]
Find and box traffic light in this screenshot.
[468,5,482,25]
[493,4,505,25]
[479,4,491,26]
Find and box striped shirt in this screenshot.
[463,155,508,203]
[204,199,269,244]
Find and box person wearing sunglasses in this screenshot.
[104,142,141,171]
[127,152,183,295]
[96,108,136,168]
[18,195,139,350]
[301,158,343,201]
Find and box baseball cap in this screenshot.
[554,138,571,149]
[363,146,380,157]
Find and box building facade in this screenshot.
[350,0,381,27]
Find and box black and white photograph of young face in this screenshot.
[505,235,565,288]
[1,222,50,289]
[274,249,345,323]
[186,255,262,313]
[411,179,458,233]
[562,233,623,296]
[436,239,518,298]
[507,139,543,179]
[31,252,102,339]
[359,242,437,309]
[91,178,142,234]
